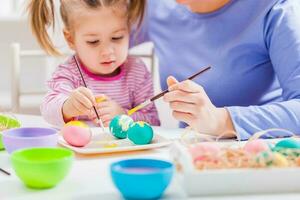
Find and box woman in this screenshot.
[133,0,300,139]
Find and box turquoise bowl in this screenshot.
[110,159,174,200]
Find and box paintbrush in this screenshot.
[128,66,211,116]
[0,168,10,176]
[74,55,106,133]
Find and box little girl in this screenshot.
[27,0,160,127]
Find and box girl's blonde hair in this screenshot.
[27,0,146,56]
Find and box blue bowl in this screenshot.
[110,159,174,200]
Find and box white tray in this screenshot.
[170,142,300,196]
[58,127,171,154]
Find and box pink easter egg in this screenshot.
[189,143,221,161]
[244,139,269,154]
[62,126,91,147]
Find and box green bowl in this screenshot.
[0,115,21,150]
[11,147,74,189]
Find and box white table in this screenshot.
[1,114,300,200]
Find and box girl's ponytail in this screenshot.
[128,0,146,28]
[27,0,60,55]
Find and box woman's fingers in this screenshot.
[164,90,205,105]
[169,79,204,93]
[167,76,178,87]
[169,101,201,115]
[172,111,195,124]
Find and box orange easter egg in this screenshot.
[64,120,88,128]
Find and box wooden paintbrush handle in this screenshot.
[150,66,211,102]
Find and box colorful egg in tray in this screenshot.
[127,121,154,145]
[274,138,300,150]
[109,115,134,139]
[243,139,270,154]
[61,121,91,147]
[109,115,154,145]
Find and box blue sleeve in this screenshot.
[227,0,300,140]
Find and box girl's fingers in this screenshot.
[87,109,96,119]
[100,113,112,122]
[92,118,100,126]
[96,100,112,109]
[78,87,96,105]
[101,114,112,126]
[73,90,93,109]
[98,107,112,116]
[103,121,110,127]
[72,100,90,114]
[95,94,109,103]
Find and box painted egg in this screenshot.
[64,120,88,128]
[256,151,274,166]
[256,151,289,167]
[275,139,300,150]
[244,139,270,154]
[61,125,91,147]
[127,121,153,145]
[272,153,289,167]
[109,115,134,139]
[188,143,221,162]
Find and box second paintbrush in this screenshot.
[128,66,211,116]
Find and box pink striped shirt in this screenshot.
[41,55,160,127]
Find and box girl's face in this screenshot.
[176,0,230,13]
[65,6,129,76]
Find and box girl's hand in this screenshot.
[62,87,96,122]
[163,76,235,138]
[90,95,125,127]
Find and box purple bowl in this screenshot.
[2,127,58,154]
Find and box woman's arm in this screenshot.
[227,0,300,139]
[164,1,300,139]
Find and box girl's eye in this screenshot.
[112,36,124,41]
[87,40,99,45]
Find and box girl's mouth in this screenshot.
[101,61,115,66]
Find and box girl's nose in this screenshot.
[100,45,114,58]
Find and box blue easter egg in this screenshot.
[127,121,153,145]
[109,115,134,139]
[275,139,300,150]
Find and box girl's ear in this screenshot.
[63,29,75,50]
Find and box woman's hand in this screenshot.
[62,87,96,122]
[163,76,235,138]
[91,95,125,127]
